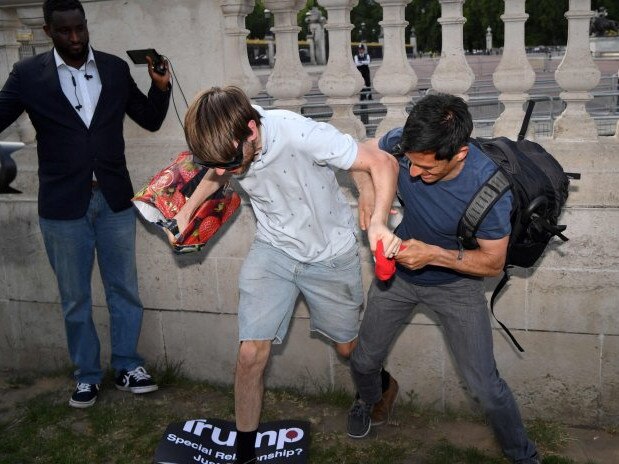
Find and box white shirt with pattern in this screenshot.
[235,106,358,263]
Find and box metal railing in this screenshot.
[253,79,619,138]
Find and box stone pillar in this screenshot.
[492,0,535,139]
[316,0,365,138]
[0,9,20,81]
[219,0,262,98]
[264,0,312,111]
[14,7,46,144]
[373,0,417,137]
[486,26,492,52]
[14,7,49,55]
[0,8,22,141]
[266,33,275,68]
[306,32,316,65]
[430,0,474,99]
[616,64,619,139]
[409,26,417,58]
[553,0,600,141]
[306,7,327,65]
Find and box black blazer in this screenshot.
[0,49,170,219]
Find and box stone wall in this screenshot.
[1,137,618,427]
[0,0,618,428]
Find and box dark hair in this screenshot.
[400,93,473,161]
[43,0,85,25]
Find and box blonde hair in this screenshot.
[184,86,261,163]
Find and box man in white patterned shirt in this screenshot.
[178,86,401,464]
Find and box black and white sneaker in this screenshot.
[69,382,99,408]
[347,399,372,438]
[115,366,158,394]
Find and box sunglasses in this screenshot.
[192,140,246,170]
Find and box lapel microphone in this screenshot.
[70,74,82,111]
[84,61,93,79]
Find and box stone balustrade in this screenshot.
[0,0,617,427]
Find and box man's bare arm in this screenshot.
[165,169,231,244]
[350,169,374,231]
[396,236,509,277]
[349,139,400,255]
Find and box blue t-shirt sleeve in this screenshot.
[378,127,403,154]
[476,189,513,240]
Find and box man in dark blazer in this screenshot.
[0,0,171,408]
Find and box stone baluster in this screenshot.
[263,0,312,112]
[316,0,365,138]
[266,33,275,67]
[307,33,316,65]
[13,7,47,144]
[431,0,474,99]
[373,0,417,137]
[15,7,49,55]
[616,64,619,140]
[492,0,535,139]
[0,9,20,81]
[0,8,22,141]
[219,0,262,98]
[553,0,600,141]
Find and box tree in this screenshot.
[246,0,269,40]
[351,0,382,43]
[525,0,569,46]
[245,0,596,49]
[463,0,504,51]
[406,0,441,54]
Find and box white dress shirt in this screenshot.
[236,106,358,263]
[54,47,102,128]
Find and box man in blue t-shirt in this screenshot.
[347,94,541,464]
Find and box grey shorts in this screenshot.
[238,240,363,344]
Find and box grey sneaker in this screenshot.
[347,399,372,438]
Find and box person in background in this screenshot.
[354,43,372,101]
[0,0,171,408]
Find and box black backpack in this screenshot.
[457,101,580,352]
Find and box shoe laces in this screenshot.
[127,366,151,381]
[76,383,94,393]
[350,400,372,418]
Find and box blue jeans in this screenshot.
[351,276,538,463]
[39,189,144,384]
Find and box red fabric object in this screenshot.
[375,240,396,281]
[132,151,241,253]
[375,240,405,281]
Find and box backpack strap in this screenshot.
[489,137,521,174]
[518,100,535,141]
[489,269,525,353]
[457,168,511,250]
